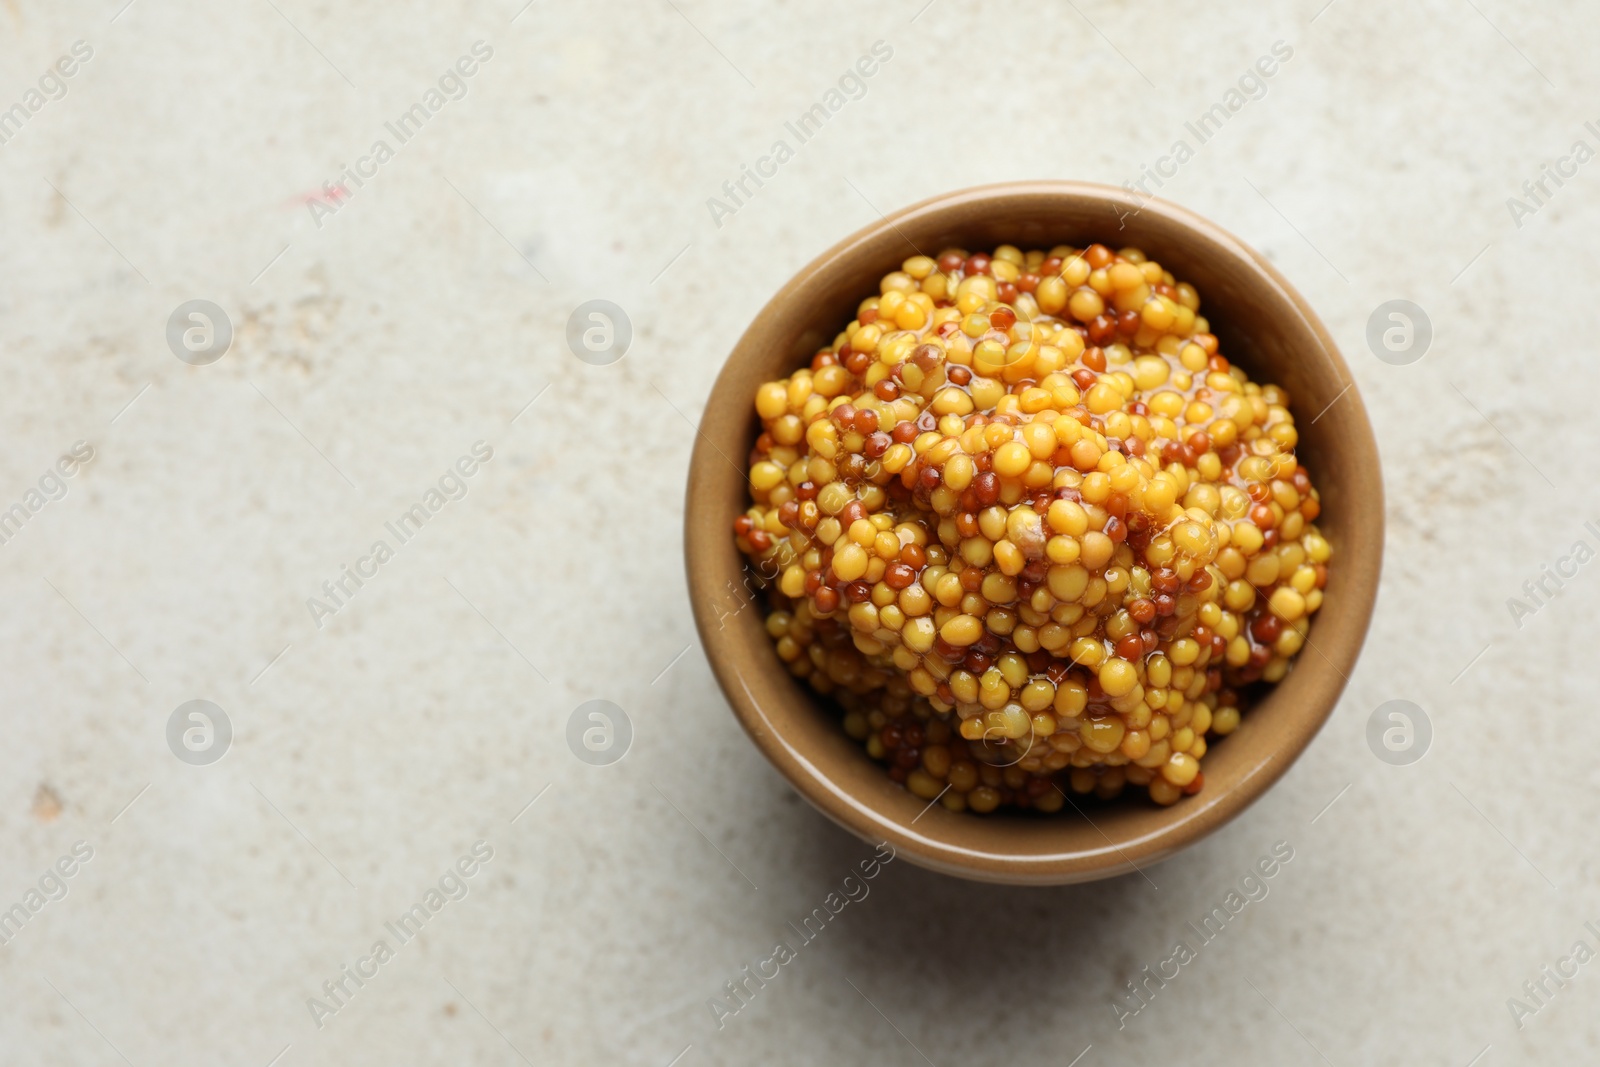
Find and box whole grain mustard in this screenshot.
[734,242,1330,812]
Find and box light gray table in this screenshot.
[1,1,1594,1063]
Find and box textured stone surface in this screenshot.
[0,1,1595,1064]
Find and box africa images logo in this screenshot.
[306,842,494,1029]
[308,42,494,228]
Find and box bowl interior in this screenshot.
[686,182,1381,884]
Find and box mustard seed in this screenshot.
[736,242,1332,810]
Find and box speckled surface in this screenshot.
[1,1,1596,1064]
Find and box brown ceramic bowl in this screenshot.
[684,181,1381,885]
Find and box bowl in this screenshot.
[684,181,1382,885]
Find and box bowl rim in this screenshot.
[685,180,1383,885]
